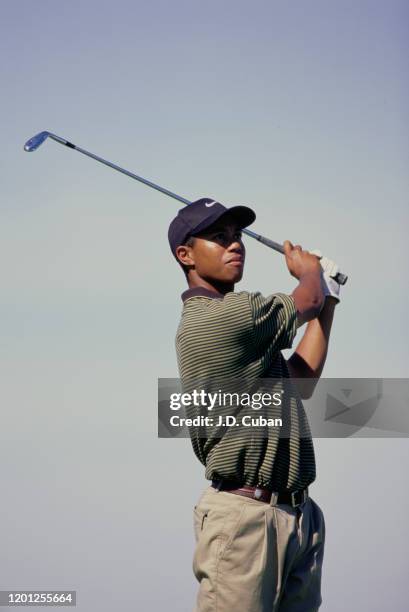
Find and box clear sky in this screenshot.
[1,1,408,610]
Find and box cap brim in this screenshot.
[191,205,256,236]
[218,206,256,229]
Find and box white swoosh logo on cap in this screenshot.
[205,201,217,207]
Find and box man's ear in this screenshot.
[175,245,195,268]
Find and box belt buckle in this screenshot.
[291,490,301,508]
[291,488,308,508]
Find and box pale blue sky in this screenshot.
[2,0,408,374]
[1,2,408,610]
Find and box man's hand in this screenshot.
[310,249,341,303]
[283,240,322,279]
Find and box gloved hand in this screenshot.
[310,249,341,303]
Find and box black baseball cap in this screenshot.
[168,197,256,259]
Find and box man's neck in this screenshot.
[187,276,234,295]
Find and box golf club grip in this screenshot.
[251,232,348,286]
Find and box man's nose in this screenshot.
[227,238,244,251]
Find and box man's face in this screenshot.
[178,216,246,284]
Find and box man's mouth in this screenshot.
[226,256,244,267]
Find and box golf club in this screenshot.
[24,131,348,285]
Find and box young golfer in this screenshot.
[168,198,340,612]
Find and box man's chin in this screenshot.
[230,269,244,283]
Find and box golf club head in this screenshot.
[24,131,50,152]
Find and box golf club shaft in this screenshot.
[48,133,192,205]
[25,131,348,284]
[53,137,287,252]
[48,135,286,250]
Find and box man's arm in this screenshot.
[287,297,337,398]
[291,272,324,326]
[283,240,325,325]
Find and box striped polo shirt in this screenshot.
[175,287,316,492]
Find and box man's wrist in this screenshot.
[318,296,338,320]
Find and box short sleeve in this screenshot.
[248,291,298,351]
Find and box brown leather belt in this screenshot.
[211,479,309,508]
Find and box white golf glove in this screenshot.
[310,249,341,303]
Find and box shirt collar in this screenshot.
[181,286,226,303]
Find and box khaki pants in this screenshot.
[192,485,325,612]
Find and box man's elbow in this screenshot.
[287,354,320,399]
[299,383,316,400]
[292,377,319,400]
